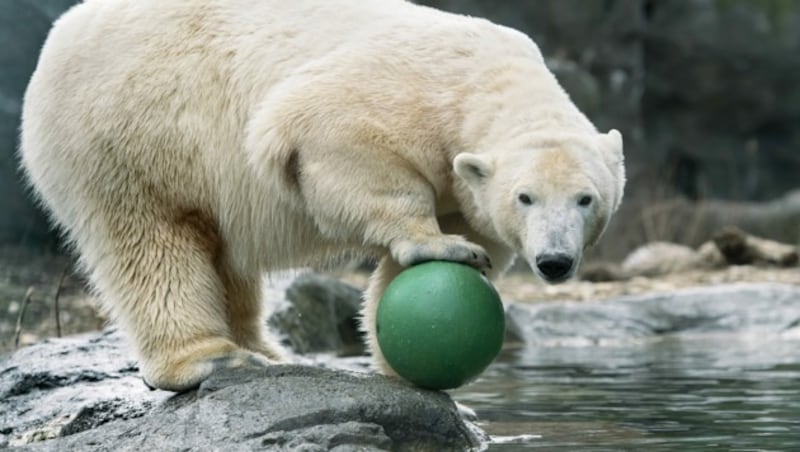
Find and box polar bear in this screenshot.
[21,0,625,391]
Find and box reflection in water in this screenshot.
[453,332,800,450]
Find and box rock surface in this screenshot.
[269,273,366,356]
[14,365,482,451]
[506,283,800,345]
[1,282,484,451]
[0,330,170,448]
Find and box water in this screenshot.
[452,285,800,450]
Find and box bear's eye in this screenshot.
[518,194,533,205]
[578,195,593,207]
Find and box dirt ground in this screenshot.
[2,245,798,354]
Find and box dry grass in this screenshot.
[0,246,103,353]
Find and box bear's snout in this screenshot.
[535,253,574,282]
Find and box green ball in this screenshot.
[376,261,505,390]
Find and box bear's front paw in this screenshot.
[391,234,492,272]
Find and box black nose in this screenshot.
[536,253,574,280]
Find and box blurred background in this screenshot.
[2,0,799,259]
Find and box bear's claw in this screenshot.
[209,351,272,372]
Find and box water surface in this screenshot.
[453,285,800,450]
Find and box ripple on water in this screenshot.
[452,289,800,450]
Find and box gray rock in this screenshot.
[269,273,365,356]
[0,329,170,447]
[507,283,800,345]
[11,365,481,451]
[1,326,483,450]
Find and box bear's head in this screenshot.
[454,129,625,283]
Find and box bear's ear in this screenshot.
[602,129,623,161]
[599,129,626,212]
[454,153,494,187]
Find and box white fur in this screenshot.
[20,0,625,389]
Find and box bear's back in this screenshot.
[20,0,548,271]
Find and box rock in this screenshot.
[268,272,366,356]
[0,329,170,448]
[1,326,483,450]
[12,365,482,451]
[620,242,706,277]
[507,283,800,345]
[619,241,725,278]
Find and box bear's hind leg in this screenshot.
[218,267,289,362]
[90,212,276,392]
